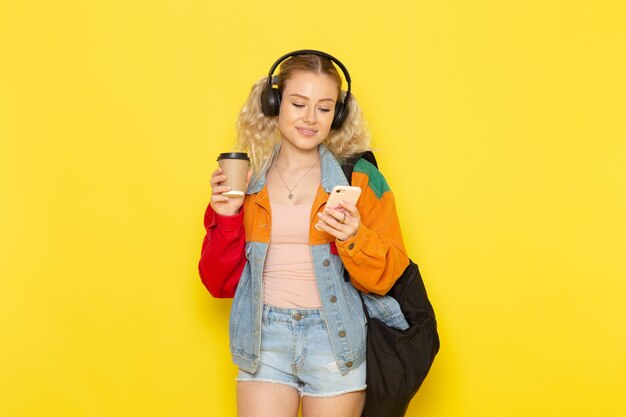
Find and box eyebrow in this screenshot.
[288,93,336,103]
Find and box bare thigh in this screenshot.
[301,390,365,417]
[237,381,301,417]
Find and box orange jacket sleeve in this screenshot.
[335,160,409,295]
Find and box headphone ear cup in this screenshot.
[261,87,281,116]
[331,100,348,130]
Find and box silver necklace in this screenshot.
[274,159,319,200]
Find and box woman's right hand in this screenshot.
[209,167,252,216]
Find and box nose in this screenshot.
[303,106,316,123]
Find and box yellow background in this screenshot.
[1,1,625,416]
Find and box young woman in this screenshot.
[199,50,410,417]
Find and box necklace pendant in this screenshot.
[288,193,294,200]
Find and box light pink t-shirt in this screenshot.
[262,202,322,308]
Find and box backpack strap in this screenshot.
[340,150,378,184]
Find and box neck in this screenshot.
[275,142,320,169]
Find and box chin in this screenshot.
[296,142,322,151]
[282,136,323,150]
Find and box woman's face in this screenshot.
[277,71,339,152]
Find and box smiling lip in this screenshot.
[296,127,318,137]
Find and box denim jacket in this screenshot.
[226,145,409,375]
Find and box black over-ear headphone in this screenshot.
[260,49,352,130]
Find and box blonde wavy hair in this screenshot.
[235,53,371,174]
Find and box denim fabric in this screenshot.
[229,145,409,376]
[236,305,367,397]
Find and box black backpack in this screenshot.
[341,151,440,417]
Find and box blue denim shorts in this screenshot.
[236,304,366,397]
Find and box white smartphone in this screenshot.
[326,185,362,209]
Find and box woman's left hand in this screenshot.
[315,201,360,241]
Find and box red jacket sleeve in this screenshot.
[198,204,246,298]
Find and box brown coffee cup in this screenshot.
[217,152,250,197]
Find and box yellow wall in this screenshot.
[1,1,625,416]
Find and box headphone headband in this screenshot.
[261,49,352,129]
[266,49,352,98]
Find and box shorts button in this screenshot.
[330,295,337,303]
[323,259,330,267]
[293,313,303,321]
[338,330,346,337]
[346,361,353,368]
[348,243,355,250]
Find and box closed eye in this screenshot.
[292,103,305,109]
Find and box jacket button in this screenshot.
[346,361,353,368]
[348,243,355,250]
[338,330,346,337]
[323,259,330,267]
[330,295,337,303]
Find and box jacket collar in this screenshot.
[246,143,349,195]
